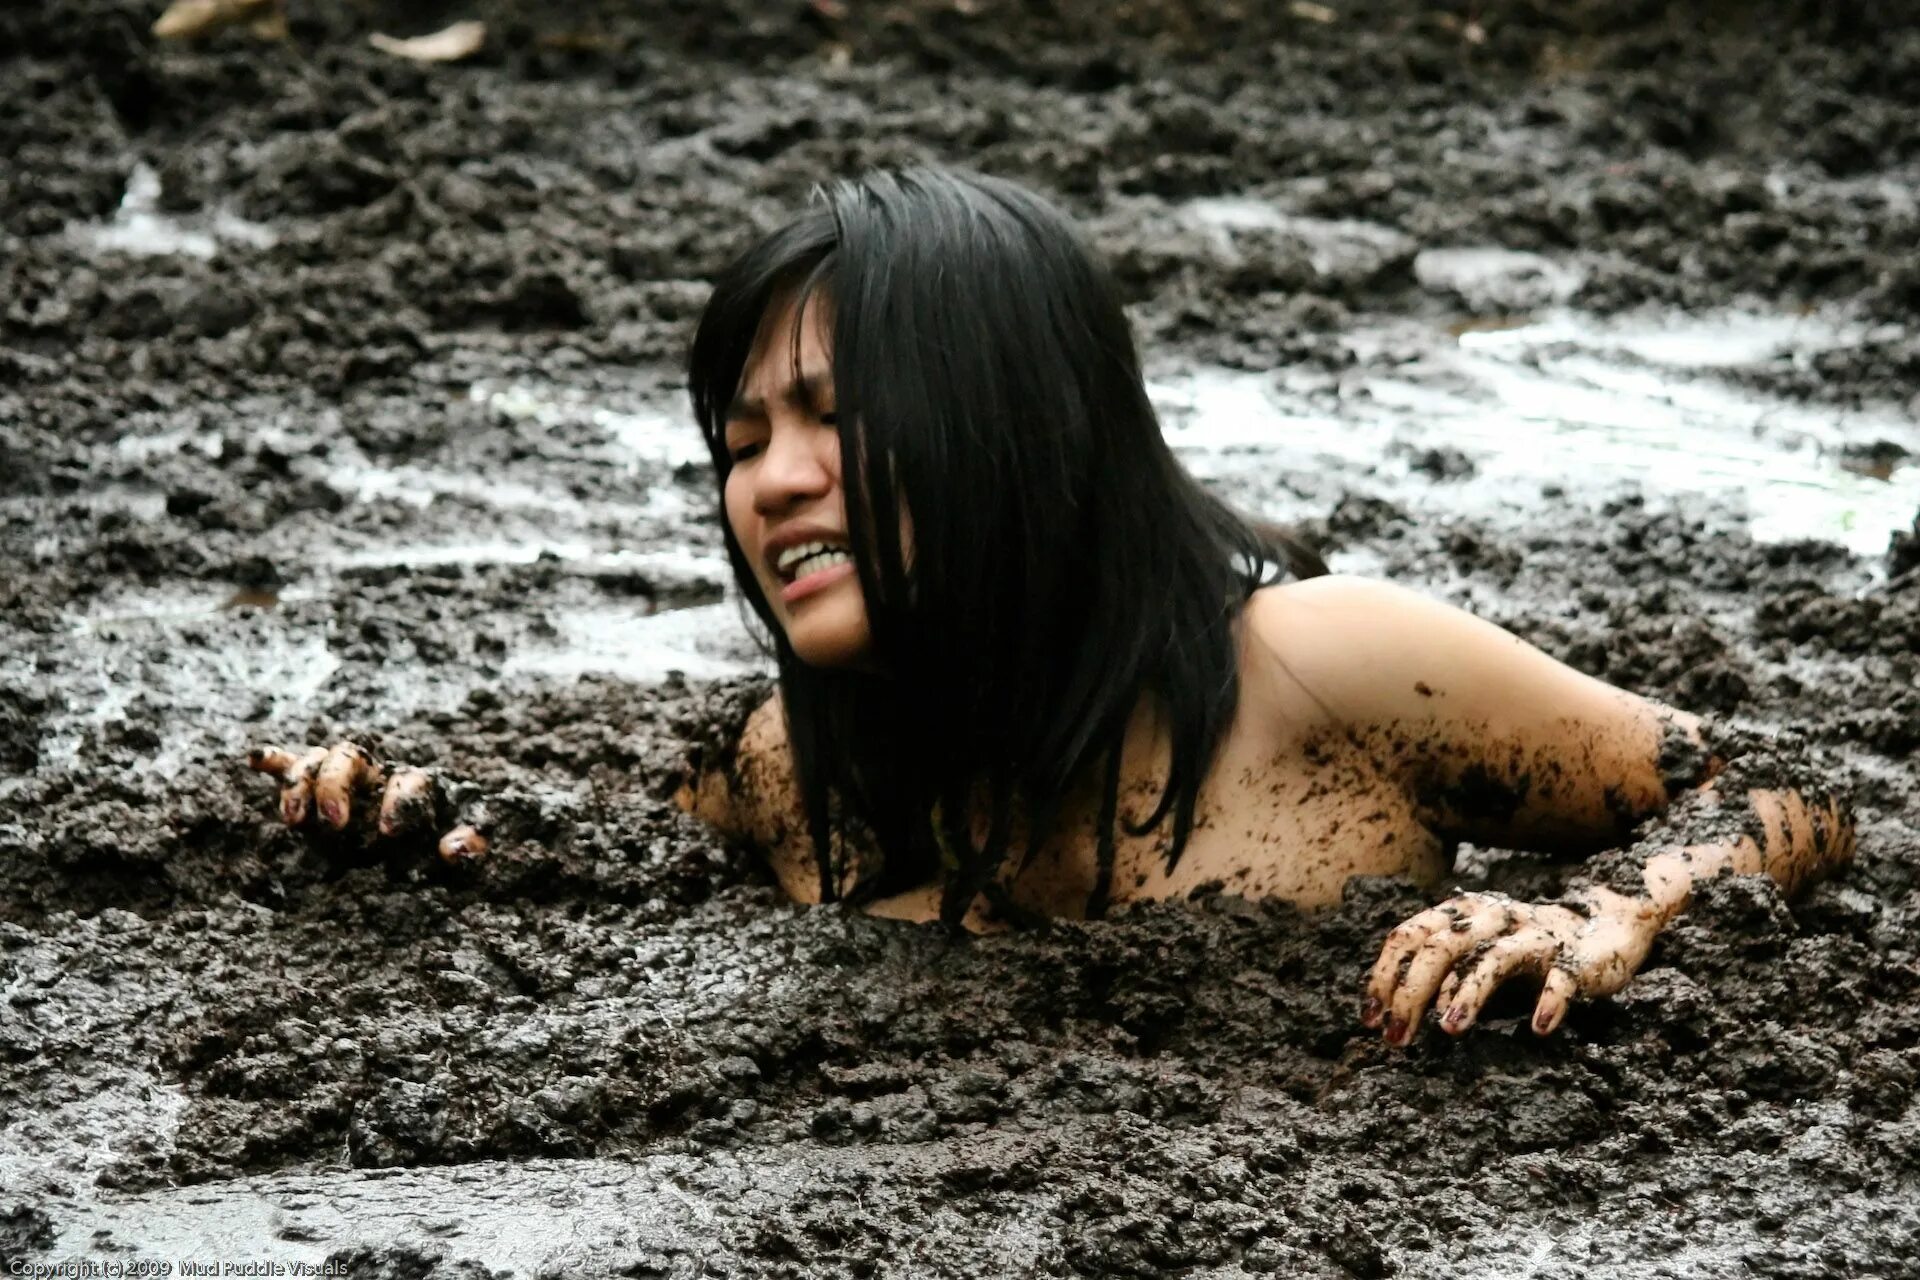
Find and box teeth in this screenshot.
[785,549,852,582]
[775,540,845,573]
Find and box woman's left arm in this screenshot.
[1248,576,1856,1046]
[1361,781,1853,1046]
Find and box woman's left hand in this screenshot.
[1361,887,1663,1046]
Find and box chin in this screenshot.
[781,587,875,669]
[788,622,874,669]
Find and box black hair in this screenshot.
[689,167,1324,926]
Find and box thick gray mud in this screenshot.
[4,2,1920,1276]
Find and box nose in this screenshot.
[750,422,835,517]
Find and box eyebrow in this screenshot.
[726,372,835,423]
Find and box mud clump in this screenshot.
[4,0,1920,1275]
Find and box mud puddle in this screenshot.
[1159,307,1920,560]
[67,162,277,262]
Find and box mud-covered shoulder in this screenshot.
[657,674,777,803]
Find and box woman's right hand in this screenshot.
[246,741,488,863]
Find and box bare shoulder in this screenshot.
[1244,573,1512,670]
[1243,574,1709,853]
[685,691,794,816]
[1239,575,1470,726]
[681,690,852,904]
[1242,573,1647,728]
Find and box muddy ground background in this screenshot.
[5,0,1920,1275]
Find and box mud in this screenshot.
[5,1,1920,1276]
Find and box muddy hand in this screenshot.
[1361,889,1661,1046]
[378,769,488,863]
[249,742,384,830]
[248,743,488,863]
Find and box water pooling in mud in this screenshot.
[23,304,1909,789]
[1155,308,1919,560]
[67,163,277,261]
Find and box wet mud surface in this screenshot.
[5,1,1920,1275]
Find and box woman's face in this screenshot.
[722,295,876,669]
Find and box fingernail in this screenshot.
[1385,1016,1407,1045]
[1443,1006,1465,1031]
[1360,998,1382,1027]
[319,800,342,827]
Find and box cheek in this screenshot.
[723,473,758,564]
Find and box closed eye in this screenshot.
[724,409,833,462]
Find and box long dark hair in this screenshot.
[689,167,1324,926]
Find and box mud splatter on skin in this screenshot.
[6,0,1920,1274]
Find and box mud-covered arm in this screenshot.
[1261,577,1856,889]
[1252,575,1713,857]
[1624,779,1856,926]
[1372,777,1855,1041]
[1254,577,1856,1043]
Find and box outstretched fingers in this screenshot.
[1381,904,1518,1045]
[314,743,383,830]
[248,743,486,864]
[276,747,328,826]
[1364,894,1662,1044]
[378,766,438,837]
[1437,930,1561,1035]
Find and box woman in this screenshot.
[253,168,1854,1048]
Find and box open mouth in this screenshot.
[773,540,854,584]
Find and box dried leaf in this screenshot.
[152,0,277,40]
[1288,1,1337,23]
[368,20,487,64]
